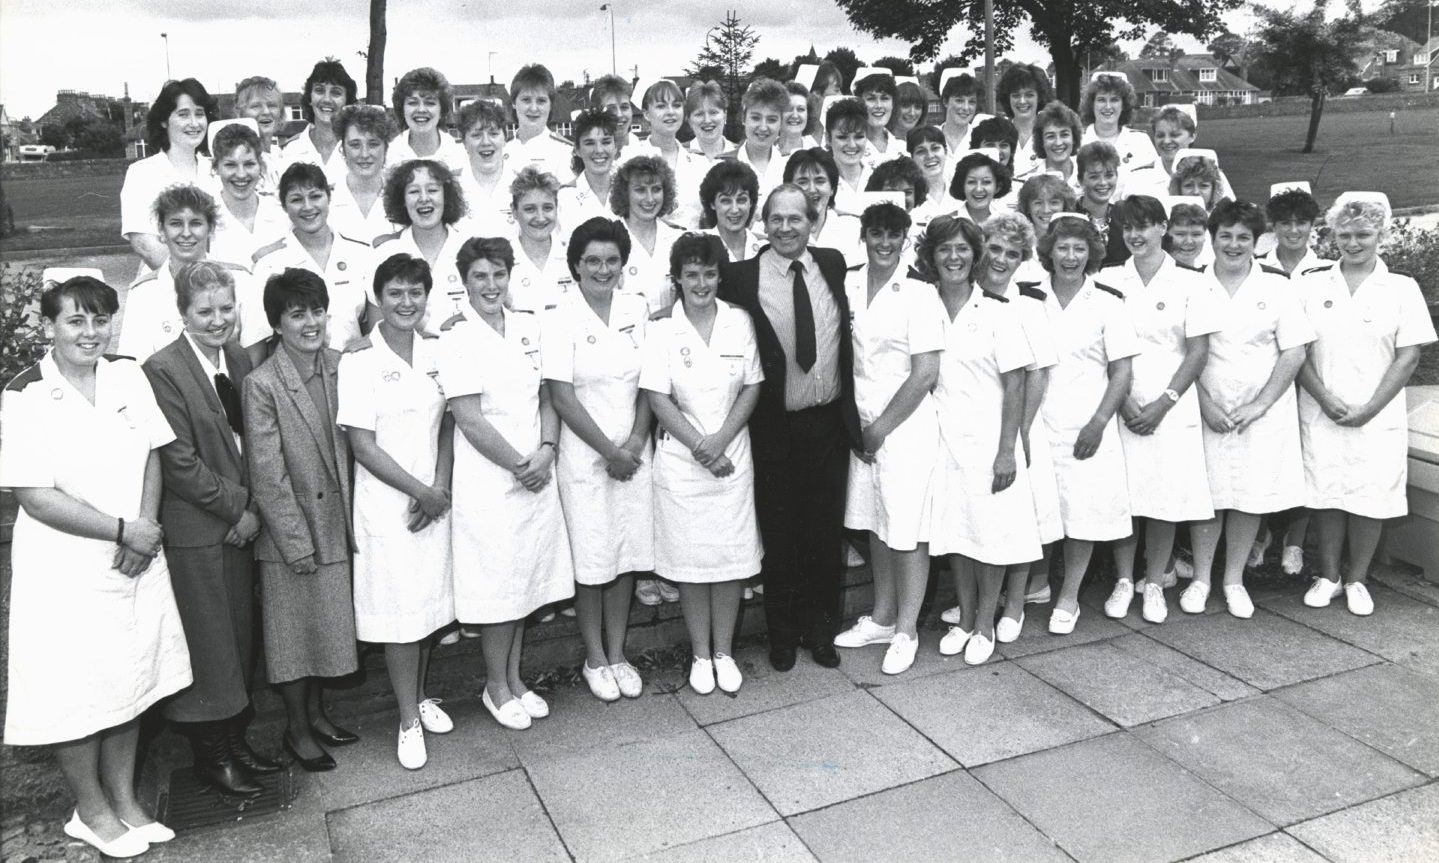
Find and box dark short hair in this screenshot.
[1037,216,1106,275]
[1018,173,1077,218]
[813,62,844,95]
[906,124,945,152]
[684,80,725,116]
[372,253,433,299]
[950,151,1012,201]
[853,73,897,100]
[146,78,219,153]
[762,183,819,223]
[173,260,236,315]
[1168,203,1210,230]
[914,215,983,283]
[336,103,397,145]
[669,232,726,282]
[278,162,330,201]
[997,64,1054,118]
[1080,74,1135,127]
[300,59,357,124]
[1115,195,1167,230]
[742,78,789,114]
[895,81,926,110]
[1266,189,1321,224]
[383,159,466,226]
[1207,199,1267,240]
[392,67,454,126]
[263,267,329,327]
[825,98,868,137]
[868,156,929,207]
[567,217,632,280]
[698,160,759,229]
[1033,101,1082,161]
[783,147,839,211]
[456,237,515,283]
[640,79,685,111]
[610,155,677,219]
[969,116,1018,158]
[591,74,632,105]
[40,276,118,320]
[510,64,556,106]
[939,71,979,102]
[1076,141,1121,175]
[212,122,262,161]
[153,184,219,229]
[509,165,562,211]
[456,99,508,137]
[860,201,912,235]
[569,108,619,175]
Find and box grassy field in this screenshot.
[1,172,125,252]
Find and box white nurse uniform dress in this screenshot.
[1199,264,1315,513]
[337,331,455,642]
[374,226,471,325]
[1103,257,1222,522]
[208,195,291,270]
[252,230,376,350]
[622,222,683,316]
[1008,281,1065,545]
[1,354,192,745]
[542,289,656,585]
[438,307,575,623]
[928,291,1043,565]
[640,299,764,583]
[1297,259,1437,518]
[842,269,945,551]
[1039,278,1142,541]
[507,235,575,314]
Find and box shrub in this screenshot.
[0,264,48,385]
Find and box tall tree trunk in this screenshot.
[366,0,387,106]
[1303,90,1325,153]
[1049,41,1082,108]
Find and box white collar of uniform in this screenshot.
[762,247,814,277]
[1327,254,1388,284]
[737,141,778,165]
[38,349,118,403]
[182,330,230,379]
[674,297,734,337]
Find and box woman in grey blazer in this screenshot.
[143,261,276,797]
[242,267,359,771]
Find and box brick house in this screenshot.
[1091,55,1260,108]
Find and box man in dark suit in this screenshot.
[719,184,861,671]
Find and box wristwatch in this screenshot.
[1163,388,1180,403]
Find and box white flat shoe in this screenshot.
[1304,577,1342,608]
[582,662,621,702]
[713,653,743,693]
[882,633,918,674]
[996,612,1024,643]
[939,625,971,656]
[1104,580,1134,618]
[964,633,995,665]
[834,615,896,648]
[1179,581,1209,614]
[1141,582,1168,624]
[517,690,549,719]
[397,720,427,770]
[610,662,643,698]
[120,818,175,843]
[940,605,963,625]
[417,697,453,733]
[1224,584,1255,619]
[1048,606,1079,635]
[689,657,716,695]
[65,811,149,859]
[482,688,531,730]
[1345,581,1374,616]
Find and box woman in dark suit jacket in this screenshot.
[143,261,277,798]
[242,267,359,771]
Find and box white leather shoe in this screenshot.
[713,653,743,693]
[996,613,1024,643]
[1224,584,1255,619]
[1345,582,1374,616]
[939,625,971,656]
[417,697,453,734]
[582,662,621,702]
[1179,581,1209,614]
[882,633,918,674]
[689,657,716,694]
[65,811,149,859]
[1048,606,1080,635]
[964,633,995,665]
[397,720,427,770]
[120,818,175,843]
[610,662,643,698]
[1104,580,1134,618]
[517,690,549,719]
[1305,577,1342,608]
[482,688,531,730]
[834,615,896,648]
[1141,582,1168,624]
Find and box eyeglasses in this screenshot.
[581,256,623,270]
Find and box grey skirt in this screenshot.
[259,559,359,684]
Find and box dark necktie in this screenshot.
[215,372,244,436]
[790,259,816,372]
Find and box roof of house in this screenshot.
[1095,57,1258,95]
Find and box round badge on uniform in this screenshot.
[1257,301,1267,310]
[1324,300,1333,308]
[1156,301,1165,311]
[891,282,900,292]
[522,277,532,287]
[50,387,64,400]
[628,266,638,276]
[383,371,400,382]
[683,358,693,368]
[162,321,173,333]
[680,346,691,356]
[337,261,347,271]
[587,335,597,344]
[522,337,531,345]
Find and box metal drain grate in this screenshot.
[158,767,298,832]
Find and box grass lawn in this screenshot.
[1,172,125,253]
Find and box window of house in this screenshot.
[1196,91,1214,105]
[1148,68,1169,83]
[1383,49,1399,63]
[1411,73,1422,85]
[286,106,303,121]
[1198,68,1217,82]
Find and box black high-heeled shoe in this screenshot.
[283,733,336,772]
[309,724,359,747]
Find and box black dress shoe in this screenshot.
[189,724,264,798]
[810,642,841,668]
[283,734,337,772]
[310,724,359,746]
[227,722,282,775]
[768,644,797,671]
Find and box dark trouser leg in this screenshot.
[792,416,849,644]
[755,455,802,648]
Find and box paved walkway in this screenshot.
[134,567,1439,863]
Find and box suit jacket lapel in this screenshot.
[175,336,243,465]
[275,347,339,483]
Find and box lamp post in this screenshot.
[161,32,171,81]
[600,4,616,75]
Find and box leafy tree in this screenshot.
[366,0,386,105]
[752,57,789,83]
[1081,42,1128,71]
[874,56,916,76]
[824,47,864,92]
[833,0,1241,106]
[1254,0,1364,153]
[687,12,760,131]
[929,53,970,92]
[1373,0,1436,45]
[1138,30,1175,60]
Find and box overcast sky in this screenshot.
[1,0,1292,119]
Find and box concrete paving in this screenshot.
[128,571,1439,863]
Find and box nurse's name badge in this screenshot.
[587,334,598,344]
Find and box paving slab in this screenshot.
[1110,633,1259,702]
[507,686,696,764]
[1136,696,1425,825]
[633,821,816,862]
[871,661,1114,766]
[1274,663,1439,776]
[145,807,333,863]
[1017,641,1221,727]
[993,603,1133,659]
[524,728,774,862]
[974,733,1272,863]
[1183,831,1330,863]
[1262,587,1439,677]
[327,769,567,862]
[707,690,955,816]
[1142,608,1378,690]
[301,697,519,811]
[1287,782,1439,863]
[789,769,1069,862]
[675,644,855,727]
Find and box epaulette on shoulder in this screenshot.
[418,331,440,340]
[1299,263,1334,276]
[510,308,535,315]
[660,218,687,231]
[1017,281,1046,301]
[1258,263,1289,278]
[131,271,160,287]
[4,363,43,392]
[104,353,136,363]
[1093,281,1124,299]
[252,237,288,263]
[373,231,403,249]
[217,261,250,273]
[982,289,1010,303]
[343,336,372,353]
[439,313,466,332]
[336,233,370,248]
[549,131,573,146]
[846,263,864,272]
[1173,260,1203,272]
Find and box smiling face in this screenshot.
[463,257,509,316]
[162,206,211,263]
[1274,218,1314,255]
[599,94,633,138]
[463,122,505,173]
[983,235,1026,286]
[744,104,782,147]
[764,189,814,258]
[1050,234,1091,279]
[343,125,387,178]
[514,188,557,241]
[714,187,753,233]
[864,225,906,270]
[688,100,724,145]
[645,91,684,140]
[1028,193,1066,231]
[626,173,665,224]
[784,94,809,138]
[283,184,331,235]
[403,167,445,230]
[861,90,893,128]
[1332,217,1381,268]
[377,277,428,331]
[309,82,348,129]
[946,92,978,127]
[238,87,282,140]
[911,141,946,185]
[216,144,261,200]
[167,94,208,154]
[1008,87,1038,120]
[577,240,624,297]
[1213,222,1257,268]
[1081,163,1118,206]
[403,91,442,134]
[963,166,996,210]
[882,180,917,212]
[1041,125,1074,163]
[514,88,551,137]
[277,302,327,354]
[182,284,237,349]
[933,235,975,289]
[827,126,867,170]
[1092,92,1123,133]
[1179,177,1216,208]
[1152,119,1195,162]
[896,101,924,131]
[576,126,616,176]
[678,260,720,311]
[47,297,112,368]
[791,163,834,212]
[1121,218,1166,258]
[1167,223,1207,264]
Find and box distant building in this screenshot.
[1091,55,1260,107]
[1359,34,1439,92]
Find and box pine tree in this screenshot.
[687,12,760,135]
